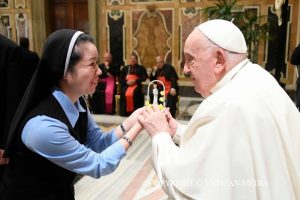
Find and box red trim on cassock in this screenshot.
[157,76,171,96]
[125,74,138,112]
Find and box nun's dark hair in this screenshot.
[68,34,94,73]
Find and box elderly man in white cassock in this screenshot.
[138,19,300,200]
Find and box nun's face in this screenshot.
[66,42,100,96]
[183,30,218,98]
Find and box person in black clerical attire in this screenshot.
[150,56,179,117]
[19,37,40,81]
[91,52,119,114]
[0,35,37,182]
[0,35,20,181]
[291,44,300,111]
[119,53,147,116]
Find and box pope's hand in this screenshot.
[138,105,171,138]
[163,108,178,137]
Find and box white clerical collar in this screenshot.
[210,58,249,94]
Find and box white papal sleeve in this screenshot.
[172,123,187,146]
[151,132,182,199]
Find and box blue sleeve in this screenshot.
[85,111,120,152]
[21,115,126,178]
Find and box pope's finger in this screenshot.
[162,107,170,114]
[141,109,151,119]
[145,105,154,114]
[152,104,161,112]
[139,107,145,114]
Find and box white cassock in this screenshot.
[152,59,300,200]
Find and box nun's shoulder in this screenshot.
[21,115,69,146]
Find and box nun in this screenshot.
[138,19,300,199]
[1,29,143,199]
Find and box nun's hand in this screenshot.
[122,107,145,131]
[138,105,171,138]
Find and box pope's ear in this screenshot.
[214,50,226,74]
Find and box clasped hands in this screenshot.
[124,105,177,138]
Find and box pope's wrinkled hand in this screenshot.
[138,105,171,137]
[163,108,178,137]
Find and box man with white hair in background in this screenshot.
[138,19,300,199]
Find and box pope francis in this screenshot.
[138,19,300,200]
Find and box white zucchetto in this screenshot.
[196,19,248,54]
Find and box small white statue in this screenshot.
[145,80,166,109]
[152,84,158,105]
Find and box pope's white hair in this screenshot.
[200,32,248,64]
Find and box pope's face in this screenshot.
[183,30,218,98]
[67,42,101,96]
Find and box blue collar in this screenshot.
[52,87,86,127]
